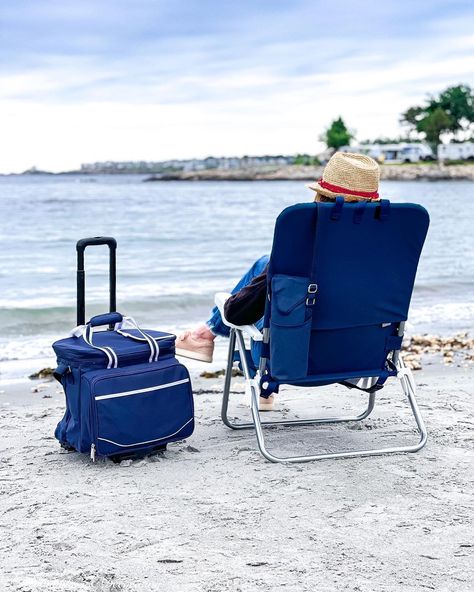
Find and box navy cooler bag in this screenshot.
[53,237,194,461]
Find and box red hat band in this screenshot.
[318,178,379,200]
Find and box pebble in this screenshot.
[404,332,473,371]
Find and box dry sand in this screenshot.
[0,363,473,592]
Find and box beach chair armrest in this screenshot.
[214,292,263,341]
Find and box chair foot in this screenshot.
[222,389,376,431]
[248,358,427,463]
[220,330,427,463]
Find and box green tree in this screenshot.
[294,153,319,166]
[418,107,453,148]
[400,84,474,144]
[432,84,474,135]
[400,106,424,130]
[321,117,354,150]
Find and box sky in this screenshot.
[0,0,473,173]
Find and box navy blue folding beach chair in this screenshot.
[215,198,429,463]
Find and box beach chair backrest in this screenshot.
[266,199,429,382]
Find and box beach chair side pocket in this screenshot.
[270,274,312,380]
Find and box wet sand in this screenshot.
[0,362,473,591]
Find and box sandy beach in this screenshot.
[1,358,473,591]
[2,1,474,590]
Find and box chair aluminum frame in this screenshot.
[221,327,427,463]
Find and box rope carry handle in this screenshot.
[70,315,159,368]
[83,324,117,369]
[114,316,159,363]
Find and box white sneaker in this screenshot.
[175,331,214,363]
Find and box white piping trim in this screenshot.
[95,378,190,401]
[97,417,194,447]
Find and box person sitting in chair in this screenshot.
[176,152,381,409]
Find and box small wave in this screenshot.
[409,301,474,333]
[0,281,225,310]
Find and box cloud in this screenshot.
[0,0,473,172]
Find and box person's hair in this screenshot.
[314,191,368,203]
[315,192,335,203]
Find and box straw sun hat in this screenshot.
[307,152,380,201]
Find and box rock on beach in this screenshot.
[404,333,474,370]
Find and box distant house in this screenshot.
[315,148,334,165]
[204,157,219,169]
[340,143,434,163]
[437,142,474,161]
[80,154,297,174]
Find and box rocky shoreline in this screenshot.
[143,163,474,182]
[403,333,474,371]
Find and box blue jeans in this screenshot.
[207,255,269,364]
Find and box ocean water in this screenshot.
[0,174,473,381]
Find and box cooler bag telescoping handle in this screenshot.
[53,236,195,461]
[76,237,117,328]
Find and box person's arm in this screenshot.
[224,268,268,326]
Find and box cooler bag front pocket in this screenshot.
[90,361,194,457]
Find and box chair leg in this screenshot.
[221,329,376,429]
[221,329,237,429]
[221,330,427,463]
[250,357,427,463]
